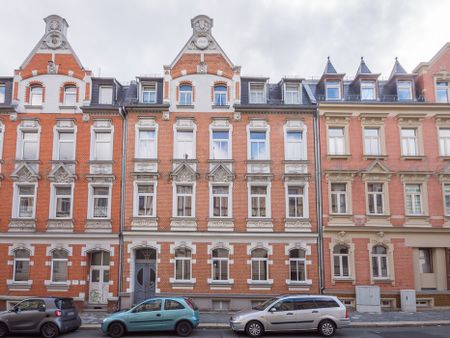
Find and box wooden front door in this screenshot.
[88,251,110,304]
[134,248,157,305]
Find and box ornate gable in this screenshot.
[361,160,392,181]
[208,163,234,182]
[170,162,198,182]
[10,163,39,182]
[48,163,76,183]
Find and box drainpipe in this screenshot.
[118,106,128,309]
[313,106,325,294]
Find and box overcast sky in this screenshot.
[0,0,448,83]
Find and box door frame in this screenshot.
[133,247,158,305]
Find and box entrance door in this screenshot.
[88,251,110,304]
[134,248,157,304]
[447,249,450,290]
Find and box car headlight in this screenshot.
[102,318,108,323]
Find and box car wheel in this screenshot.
[108,322,125,338]
[0,323,8,338]
[318,319,336,337]
[245,320,264,337]
[176,320,193,337]
[40,322,59,338]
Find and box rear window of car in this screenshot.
[314,299,340,308]
[184,298,198,310]
[55,298,75,310]
[165,299,185,310]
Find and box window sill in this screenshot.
[208,279,234,285]
[439,156,450,161]
[131,217,158,230]
[24,105,43,110]
[401,155,425,160]
[44,281,70,291]
[247,279,274,285]
[134,158,159,162]
[212,105,230,109]
[169,278,196,284]
[332,277,354,282]
[372,278,393,284]
[285,280,312,286]
[176,104,194,109]
[85,219,112,233]
[363,155,388,160]
[59,105,77,110]
[327,154,351,160]
[7,280,32,290]
[88,160,114,164]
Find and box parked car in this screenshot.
[101,297,199,337]
[0,297,81,338]
[230,295,350,337]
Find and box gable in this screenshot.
[171,53,234,79]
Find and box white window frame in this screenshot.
[30,86,43,106]
[98,86,113,105]
[284,83,301,104]
[248,183,271,218]
[250,248,269,281]
[214,85,227,106]
[174,121,196,160]
[63,86,77,106]
[174,247,192,281]
[284,122,307,160]
[17,126,40,161]
[397,80,413,101]
[289,248,307,282]
[249,82,266,104]
[325,80,341,100]
[400,128,418,156]
[361,81,376,100]
[327,126,346,155]
[210,129,231,160]
[367,182,385,215]
[211,248,230,281]
[330,182,348,215]
[12,183,37,219]
[179,84,193,105]
[173,183,195,217]
[363,127,381,156]
[90,122,114,161]
[436,81,449,103]
[405,183,423,215]
[333,245,350,278]
[141,83,157,104]
[371,245,389,279]
[53,126,76,161]
[50,249,69,284]
[0,84,5,104]
[87,184,112,219]
[135,126,157,159]
[443,184,450,216]
[49,183,74,219]
[133,181,156,217]
[13,249,30,283]
[439,128,450,156]
[285,183,308,219]
[209,183,232,218]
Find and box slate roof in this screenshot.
[356,57,372,75]
[123,77,166,106]
[0,77,13,107]
[388,57,408,80]
[324,57,338,74]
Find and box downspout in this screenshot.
[314,105,325,294]
[118,106,128,309]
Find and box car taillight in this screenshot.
[54,310,62,317]
[345,308,349,319]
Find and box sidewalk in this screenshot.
[80,308,450,329]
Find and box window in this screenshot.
[176,185,193,217]
[249,83,265,103]
[135,184,155,217]
[251,248,268,281]
[285,131,303,160]
[15,185,36,218]
[326,81,341,100]
[212,248,229,281]
[439,128,450,156]
[179,84,192,105]
[364,128,381,155]
[284,83,301,104]
[20,131,39,160]
[436,81,449,103]
[397,81,412,101]
[98,86,113,105]
[136,130,156,158]
[174,247,191,281]
[93,131,112,160]
[419,248,433,273]
[0,123,3,160]
[175,130,194,159]
[142,84,157,103]
[214,85,227,106]
[289,248,306,282]
[0,84,5,103]
[328,127,345,155]
[372,245,388,278]
[330,183,348,214]
[55,131,75,160]
[405,184,423,215]
[212,131,229,159]
[135,299,161,312]
[287,186,305,218]
[250,185,268,218]
[63,86,77,106]
[30,86,43,106]
[211,185,230,217]
[333,245,350,278]
[165,299,185,310]
[51,249,68,283]
[250,131,267,160]
[91,186,110,218]
[401,128,418,156]
[444,184,450,216]
[15,299,45,312]
[13,249,30,282]
[367,183,384,215]
[361,81,376,100]
[52,186,72,218]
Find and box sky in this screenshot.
[0,0,449,83]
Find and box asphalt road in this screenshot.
[8,326,450,338]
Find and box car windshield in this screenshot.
[252,297,279,311]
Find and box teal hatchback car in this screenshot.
[101,297,199,337]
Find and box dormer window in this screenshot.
[397,80,412,101]
[30,86,43,106]
[63,86,77,106]
[249,83,265,104]
[99,86,113,105]
[361,81,376,100]
[284,83,301,104]
[142,84,157,103]
[179,84,193,105]
[0,84,5,103]
[436,81,449,103]
[325,80,341,100]
[214,85,227,106]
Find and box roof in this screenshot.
[324,57,338,74]
[356,57,372,75]
[388,57,408,80]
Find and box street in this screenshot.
[7,326,450,338]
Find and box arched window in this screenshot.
[214,85,227,106]
[179,84,193,105]
[372,245,388,278]
[333,245,350,277]
[30,85,43,106]
[51,249,68,283]
[13,249,30,282]
[212,248,229,281]
[174,247,192,281]
[289,248,306,282]
[64,86,77,106]
[251,248,268,281]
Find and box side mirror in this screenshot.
[269,307,277,313]
[12,307,19,313]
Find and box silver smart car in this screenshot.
[230,295,350,337]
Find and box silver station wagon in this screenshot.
[230,295,350,337]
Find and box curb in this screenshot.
[80,320,450,330]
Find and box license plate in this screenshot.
[68,311,74,316]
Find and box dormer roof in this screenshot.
[319,57,345,83]
[388,57,410,81]
[352,57,380,84]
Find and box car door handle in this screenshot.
[312,310,319,313]
[286,312,294,315]
[156,313,161,317]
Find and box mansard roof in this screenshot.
[388,57,408,80]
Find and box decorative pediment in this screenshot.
[324,170,357,182]
[48,164,76,183]
[398,171,431,183]
[361,160,392,181]
[11,163,39,182]
[170,162,198,182]
[208,163,234,182]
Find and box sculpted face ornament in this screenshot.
[194,19,209,32]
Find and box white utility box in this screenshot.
[400,289,416,312]
[356,286,381,313]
